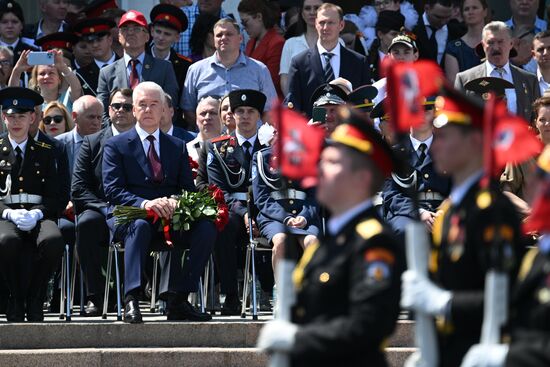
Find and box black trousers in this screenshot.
[215,212,247,295]
[76,209,109,299]
[0,219,64,303]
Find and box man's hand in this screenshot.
[144,197,175,219]
[420,210,436,232]
[244,213,260,237]
[287,216,307,229]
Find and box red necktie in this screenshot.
[146,135,163,183]
[129,59,139,89]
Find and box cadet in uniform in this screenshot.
[400,91,523,367]
[383,96,452,234]
[347,84,378,122]
[257,108,404,367]
[207,89,268,315]
[0,87,64,322]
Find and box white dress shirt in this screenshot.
[409,134,433,158]
[135,124,160,159]
[95,52,116,69]
[317,41,341,79]
[486,61,517,115]
[423,12,448,64]
[537,68,550,96]
[123,52,146,84]
[8,137,27,158]
[236,132,257,155]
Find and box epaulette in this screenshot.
[176,53,192,63]
[211,135,231,143]
[34,141,52,149]
[356,218,383,240]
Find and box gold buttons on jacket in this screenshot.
[289,200,294,205]
[292,210,297,214]
[319,272,330,283]
[18,176,23,182]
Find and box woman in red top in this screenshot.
[238,0,285,97]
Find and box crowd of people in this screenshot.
[0,0,549,366]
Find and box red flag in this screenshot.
[524,181,550,234]
[383,59,444,132]
[491,100,543,174]
[274,106,325,187]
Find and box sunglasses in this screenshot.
[43,115,64,125]
[110,103,133,112]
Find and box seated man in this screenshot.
[102,81,215,323]
[0,87,64,322]
[72,88,136,316]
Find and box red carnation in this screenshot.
[214,203,229,231]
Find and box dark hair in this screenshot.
[238,0,277,29]
[109,88,133,104]
[342,145,385,193]
[290,0,325,38]
[190,13,220,56]
[534,30,550,41]
[462,0,488,10]
[532,96,550,132]
[426,0,453,7]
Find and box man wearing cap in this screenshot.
[102,81,214,323]
[0,1,38,63]
[181,18,276,126]
[400,91,523,367]
[0,87,64,322]
[72,88,135,316]
[257,107,403,366]
[97,9,179,125]
[23,0,69,47]
[309,83,348,135]
[455,21,540,121]
[382,96,451,234]
[206,89,268,315]
[286,3,370,118]
[366,10,405,83]
[348,84,378,121]
[73,18,119,96]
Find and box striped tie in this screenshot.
[323,52,335,82]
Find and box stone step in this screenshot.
[0,317,414,349]
[0,347,416,367]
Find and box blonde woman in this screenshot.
[39,101,74,138]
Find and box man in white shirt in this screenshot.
[532,30,550,96]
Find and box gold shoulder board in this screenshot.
[356,219,383,240]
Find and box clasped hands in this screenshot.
[144,197,178,219]
[5,209,43,231]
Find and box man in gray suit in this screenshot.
[455,21,540,121]
[97,10,179,123]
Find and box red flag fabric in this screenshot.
[491,100,543,174]
[382,58,444,132]
[274,106,325,187]
[524,181,550,234]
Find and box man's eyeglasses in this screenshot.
[43,115,64,125]
[110,103,133,112]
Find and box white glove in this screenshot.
[401,270,452,316]
[461,344,508,367]
[3,209,26,222]
[404,351,431,367]
[27,209,43,222]
[257,319,298,353]
[15,212,37,231]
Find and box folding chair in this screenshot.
[102,242,123,321]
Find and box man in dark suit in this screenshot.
[206,89,268,315]
[97,10,179,124]
[286,3,370,117]
[413,0,464,67]
[455,21,540,121]
[160,94,196,143]
[23,0,69,47]
[73,18,119,97]
[72,88,135,316]
[102,81,215,323]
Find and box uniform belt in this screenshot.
[228,192,247,201]
[418,192,444,201]
[2,193,43,204]
[270,189,306,201]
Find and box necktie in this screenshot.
[417,143,427,165]
[146,135,163,183]
[323,52,335,82]
[495,67,505,79]
[14,146,22,172]
[242,140,252,168]
[129,59,139,89]
[428,25,437,48]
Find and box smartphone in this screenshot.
[28,52,54,66]
[312,106,327,124]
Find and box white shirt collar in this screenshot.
[72,128,83,144]
[124,52,146,67]
[0,38,18,48]
[135,124,160,142]
[111,124,121,136]
[166,125,174,136]
[236,132,257,148]
[151,46,171,61]
[8,136,27,155]
[317,40,341,57]
[486,61,512,76]
[328,199,374,236]
[95,52,116,69]
[36,19,66,39]
[537,67,550,84]
[449,170,484,206]
[409,134,433,151]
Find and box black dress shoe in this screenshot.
[167,299,212,321]
[220,294,241,316]
[124,300,143,324]
[26,298,44,322]
[84,300,102,317]
[6,297,24,322]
